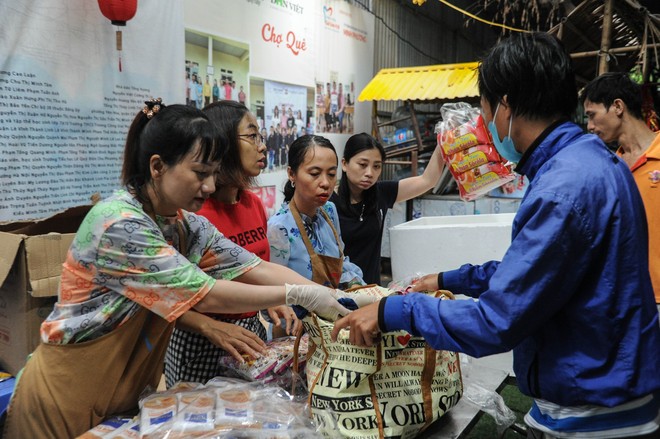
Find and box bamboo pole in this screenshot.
[642,17,650,83]
[570,43,660,59]
[598,0,614,74]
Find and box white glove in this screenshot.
[285,284,351,321]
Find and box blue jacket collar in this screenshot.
[516,121,583,181]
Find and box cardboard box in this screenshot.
[0,205,91,375]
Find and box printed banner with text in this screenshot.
[0,1,183,221]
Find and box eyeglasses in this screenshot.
[238,133,264,145]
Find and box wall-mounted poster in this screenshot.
[185,31,250,109]
[263,80,307,172]
[315,76,355,134]
[0,1,183,221]
[313,1,373,137]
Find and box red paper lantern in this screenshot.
[97,0,138,72]
[97,0,137,26]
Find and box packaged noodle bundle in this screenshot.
[301,285,463,439]
[217,335,309,384]
[447,144,503,174]
[439,115,492,156]
[436,102,515,201]
[456,162,513,198]
[139,381,202,437]
[221,352,279,382]
[214,387,256,430]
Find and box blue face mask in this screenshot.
[487,103,522,163]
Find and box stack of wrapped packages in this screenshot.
[77,336,320,438]
[436,102,515,200]
[78,377,323,438]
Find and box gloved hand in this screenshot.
[331,288,381,308]
[285,284,351,321]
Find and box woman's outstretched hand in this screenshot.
[266,305,302,336]
[285,284,351,321]
[201,320,267,363]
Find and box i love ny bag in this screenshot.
[298,285,463,438]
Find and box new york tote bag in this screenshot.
[298,285,463,439]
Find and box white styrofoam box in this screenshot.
[389,213,515,282]
[474,197,521,215]
[420,198,475,217]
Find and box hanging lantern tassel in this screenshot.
[116,28,123,72]
[97,0,138,73]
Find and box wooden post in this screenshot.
[407,99,419,222]
[408,100,423,157]
[642,16,650,83]
[371,100,380,141]
[598,0,614,75]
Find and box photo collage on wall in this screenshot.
[262,80,308,173]
[314,72,355,135]
[185,60,248,109]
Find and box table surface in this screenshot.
[417,364,510,439]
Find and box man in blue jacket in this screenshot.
[332,33,660,438]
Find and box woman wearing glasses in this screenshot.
[164,100,303,386]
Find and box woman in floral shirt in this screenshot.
[3,102,348,439]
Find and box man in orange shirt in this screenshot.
[582,72,660,314]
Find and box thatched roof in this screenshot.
[548,0,660,84]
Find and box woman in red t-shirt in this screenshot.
[164,100,304,386]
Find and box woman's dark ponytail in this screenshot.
[283,180,295,202]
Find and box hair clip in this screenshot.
[142,98,164,119]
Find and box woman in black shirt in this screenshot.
[331,133,445,284]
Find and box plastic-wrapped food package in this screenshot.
[447,144,503,174]
[139,378,323,438]
[103,419,140,438]
[175,389,217,433]
[436,102,516,201]
[79,378,324,437]
[139,394,178,437]
[216,335,309,386]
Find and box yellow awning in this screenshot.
[358,62,479,102]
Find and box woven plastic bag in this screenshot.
[299,285,463,438]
